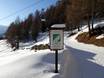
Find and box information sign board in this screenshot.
[50,30,64,50]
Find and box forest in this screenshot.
[5,0,104,45]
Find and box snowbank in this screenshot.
[94,21,104,28]
[62,22,104,78]
[0,39,56,78]
[96,34,104,39]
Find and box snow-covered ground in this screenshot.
[61,32,104,78]
[60,22,104,78]
[0,22,104,78]
[96,34,104,39]
[0,39,60,78]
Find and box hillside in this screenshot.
[60,22,104,78]
[76,21,104,47]
[0,22,104,78]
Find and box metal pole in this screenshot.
[55,50,58,73]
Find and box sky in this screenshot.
[0,0,57,26]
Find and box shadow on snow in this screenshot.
[64,45,104,78]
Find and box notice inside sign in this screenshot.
[50,30,64,50]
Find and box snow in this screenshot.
[19,32,49,49]
[63,33,104,78]
[51,24,65,29]
[60,49,81,78]
[94,21,104,28]
[96,34,104,39]
[60,22,104,78]
[0,39,58,78]
[0,21,104,78]
[0,50,57,78]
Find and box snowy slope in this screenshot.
[0,50,56,78]
[62,33,104,78]
[0,21,104,78]
[19,32,49,49]
[60,22,104,78]
[0,38,59,78]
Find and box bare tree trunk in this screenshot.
[88,14,91,36]
[91,11,94,30]
[78,26,80,31]
[91,0,95,31]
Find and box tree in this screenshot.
[45,1,66,29]
[30,10,41,41]
[66,0,83,31]
[40,9,47,32]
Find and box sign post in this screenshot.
[49,24,65,73]
[55,50,58,73]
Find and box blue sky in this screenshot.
[0,0,57,26]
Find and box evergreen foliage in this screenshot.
[6,0,104,44]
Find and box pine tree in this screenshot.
[30,10,41,41]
